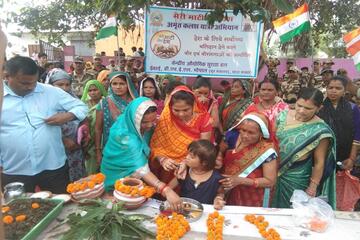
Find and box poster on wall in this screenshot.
[145,6,263,78]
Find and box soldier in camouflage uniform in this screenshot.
[309,59,321,88]
[264,57,280,82]
[282,58,295,83]
[281,66,302,103]
[316,67,334,94]
[71,56,95,97]
[300,66,311,88]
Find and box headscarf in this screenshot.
[139,77,161,100]
[101,97,157,191]
[81,79,108,102]
[45,68,72,84]
[229,113,270,139]
[97,70,111,84]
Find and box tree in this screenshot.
[7,0,360,57]
[6,0,292,46]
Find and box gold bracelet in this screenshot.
[310,178,319,186]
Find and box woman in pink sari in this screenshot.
[244,80,288,127]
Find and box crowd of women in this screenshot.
[45,67,360,211]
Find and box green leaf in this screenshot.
[272,0,294,13]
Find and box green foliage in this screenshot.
[61,199,155,240]
[7,0,360,57]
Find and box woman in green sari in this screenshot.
[101,97,182,210]
[81,80,107,175]
[271,88,336,209]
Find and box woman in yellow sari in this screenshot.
[150,86,213,185]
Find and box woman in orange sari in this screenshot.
[220,112,277,207]
[150,86,213,185]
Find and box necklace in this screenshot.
[259,101,275,110]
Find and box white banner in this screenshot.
[145,6,263,78]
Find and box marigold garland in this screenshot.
[3,215,14,224]
[207,211,225,240]
[66,173,105,194]
[155,213,190,240]
[114,179,156,198]
[244,214,281,240]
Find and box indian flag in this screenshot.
[96,16,118,40]
[273,4,310,43]
[343,27,360,71]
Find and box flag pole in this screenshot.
[115,22,121,66]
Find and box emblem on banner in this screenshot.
[150,11,163,26]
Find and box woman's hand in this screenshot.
[163,187,182,212]
[219,175,241,190]
[162,158,179,172]
[174,162,187,180]
[305,185,317,197]
[342,158,355,170]
[63,137,80,152]
[213,196,226,210]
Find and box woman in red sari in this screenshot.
[193,76,221,142]
[220,112,277,207]
[150,86,213,185]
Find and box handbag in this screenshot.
[336,170,360,211]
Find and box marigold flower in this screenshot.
[15,215,27,222]
[31,203,40,209]
[3,215,14,224]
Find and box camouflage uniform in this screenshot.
[281,78,302,102]
[71,71,95,97]
[264,58,280,82]
[281,66,302,103]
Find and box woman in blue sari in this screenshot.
[271,88,336,209]
[101,97,182,210]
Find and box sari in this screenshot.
[271,110,336,209]
[96,71,138,147]
[219,80,253,131]
[150,86,212,184]
[81,80,107,175]
[223,113,277,207]
[101,97,157,191]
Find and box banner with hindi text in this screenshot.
[145,6,263,78]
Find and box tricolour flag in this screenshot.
[96,16,118,40]
[272,4,310,43]
[343,27,360,71]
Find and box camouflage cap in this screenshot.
[323,59,335,65]
[288,66,300,73]
[321,67,334,75]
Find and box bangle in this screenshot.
[253,179,259,188]
[310,178,319,186]
[159,157,166,165]
[160,184,168,195]
[154,180,161,191]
